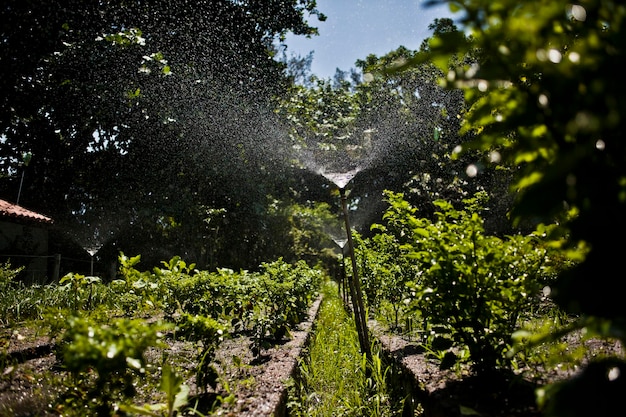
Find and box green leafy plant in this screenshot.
[0,261,23,293]
[246,259,322,356]
[416,2,626,414]
[352,231,411,332]
[371,191,556,373]
[118,364,190,417]
[59,272,102,312]
[175,313,225,392]
[0,262,38,326]
[56,315,170,416]
[112,252,163,315]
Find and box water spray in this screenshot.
[86,248,98,276]
[299,128,375,360]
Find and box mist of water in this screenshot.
[332,237,348,249]
[294,127,380,189]
[319,168,361,189]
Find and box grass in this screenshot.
[287,281,404,417]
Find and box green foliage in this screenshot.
[0,261,23,292]
[0,0,327,272]
[266,200,338,267]
[1,262,113,326]
[352,231,412,331]
[111,252,164,315]
[59,272,102,312]
[175,313,225,344]
[414,1,626,413]
[0,261,27,325]
[368,191,557,373]
[56,315,171,416]
[287,282,401,417]
[278,78,361,142]
[119,364,190,417]
[247,259,322,356]
[157,255,196,275]
[175,313,225,392]
[2,251,322,414]
[426,0,626,318]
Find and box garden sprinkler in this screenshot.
[331,237,348,303]
[86,248,98,276]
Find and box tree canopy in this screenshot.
[1,0,326,269]
[420,0,626,319]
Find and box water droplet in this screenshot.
[569,5,587,22]
[548,49,562,64]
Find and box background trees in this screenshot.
[1,0,326,271]
[1,1,531,277]
[279,19,514,241]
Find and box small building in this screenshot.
[0,198,54,283]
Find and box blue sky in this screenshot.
[283,0,456,79]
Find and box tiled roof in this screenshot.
[0,199,53,225]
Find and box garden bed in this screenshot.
[370,320,624,417]
[3,296,623,417]
[0,296,322,417]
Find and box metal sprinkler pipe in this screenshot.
[340,246,348,305]
[339,187,371,362]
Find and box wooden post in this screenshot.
[339,187,371,362]
[53,254,61,281]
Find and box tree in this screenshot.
[415,0,626,414]
[277,23,494,238]
[0,0,325,270]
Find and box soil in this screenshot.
[0,298,321,417]
[370,321,624,417]
[1,300,623,417]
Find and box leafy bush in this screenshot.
[246,259,322,355]
[175,312,225,392]
[56,315,171,416]
[367,191,560,373]
[2,253,322,414]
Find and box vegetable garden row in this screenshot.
[1,255,322,416]
[1,191,623,417]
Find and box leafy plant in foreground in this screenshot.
[418,1,626,414]
[175,312,225,392]
[56,315,171,416]
[374,191,555,373]
[119,364,191,417]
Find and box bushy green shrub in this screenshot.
[56,315,170,416]
[365,191,562,373]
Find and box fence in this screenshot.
[0,253,101,284]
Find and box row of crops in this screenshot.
[349,191,572,374]
[1,191,619,416]
[0,255,323,416]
